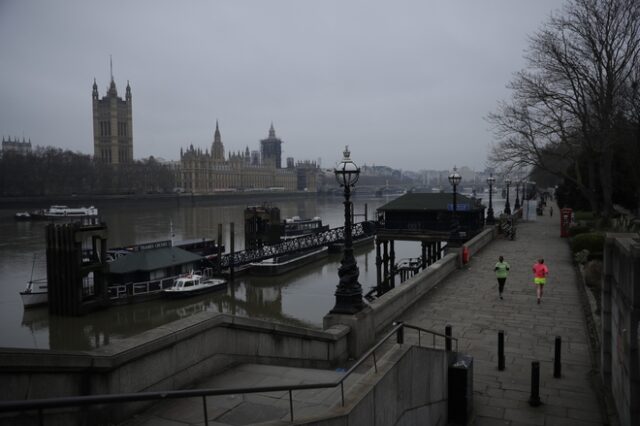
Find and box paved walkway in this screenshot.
[401,206,605,425]
[122,205,606,425]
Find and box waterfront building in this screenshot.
[178,123,318,193]
[92,64,133,165]
[1,136,32,156]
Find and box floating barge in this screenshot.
[249,246,328,276]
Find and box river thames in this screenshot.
[0,194,506,351]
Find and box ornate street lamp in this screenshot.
[514,181,521,210]
[448,166,462,216]
[448,166,462,239]
[486,173,495,224]
[330,146,364,314]
[504,178,512,215]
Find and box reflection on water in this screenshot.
[2,195,508,351]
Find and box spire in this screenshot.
[126,80,131,100]
[268,122,276,138]
[212,120,224,161]
[92,78,98,99]
[214,120,221,142]
[107,55,117,95]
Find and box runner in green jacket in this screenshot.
[494,256,510,300]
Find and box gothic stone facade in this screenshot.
[178,123,317,193]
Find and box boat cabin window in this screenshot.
[183,280,194,287]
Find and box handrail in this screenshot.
[0,322,456,425]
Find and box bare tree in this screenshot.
[489,0,640,217]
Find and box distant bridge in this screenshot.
[218,221,377,269]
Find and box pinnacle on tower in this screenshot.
[214,120,221,142]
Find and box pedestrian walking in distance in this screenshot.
[532,258,549,304]
[494,256,510,300]
[549,206,553,217]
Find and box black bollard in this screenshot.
[445,325,452,351]
[529,361,541,407]
[498,330,505,371]
[554,336,562,378]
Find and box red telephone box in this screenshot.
[560,208,572,237]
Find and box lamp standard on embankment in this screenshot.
[504,178,512,215]
[330,146,364,315]
[514,181,521,210]
[448,166,461,216]
[486,173,495,224]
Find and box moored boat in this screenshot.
[15,205,99,221]
[20,278,48,308]
[162,273,227,298]
[282,216,329,239]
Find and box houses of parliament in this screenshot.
[91,72,318,193]
[178,122,318,193]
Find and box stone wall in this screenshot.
[601,233,640,426]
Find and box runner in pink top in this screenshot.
[532,258,549,304]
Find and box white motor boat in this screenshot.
[163,273,227,298]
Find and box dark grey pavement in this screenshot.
[400,206,606,425]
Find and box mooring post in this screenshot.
[375,240,382,296]
[217,223,223,273]
[554,336,562,378]
[389,240,395,289]
[498,330,505,371]
[230,222,235,280]
[445,324,452,351]
[529,361,541,406]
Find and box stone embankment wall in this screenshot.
[601,233,640,426]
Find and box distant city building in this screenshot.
[92,64,133,165]
[178,123,317,193]
[260,123,283,168]
[1,136,32,155]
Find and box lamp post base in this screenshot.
[330,290,364,315]
[486,207,495,224]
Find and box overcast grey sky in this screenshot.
[0,0,562,172]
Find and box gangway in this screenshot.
[218,221,376,269]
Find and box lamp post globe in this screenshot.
[504,178,512,215]
[486,174,495,224]
[330,146,364,315]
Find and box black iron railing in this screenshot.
[219,220,377,268]
[0,322,457,425]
